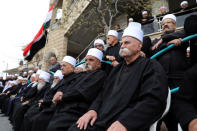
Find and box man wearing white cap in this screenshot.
[141,10,152,24]
[93,39,105,51]
[23,72,28,78]
[30,55,78,131]
[69,22,168,131]
[151,13,190,131]
[160,6,167,15]
[21,70,65,131]
[12,71,51,131]
[128,17,133,23]
[103,30,122,74]
[74,64,85,73]
[45,49,106,131]
[180,1,189,11]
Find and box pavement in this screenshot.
[0,112,13,131]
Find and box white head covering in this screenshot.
[56,9,62,20]
[76,64,85,71]
[142,11,148,15]
[86,48,103,61]
[181,1,188,6]
[160,6,167,10]
[162,14,176,22]
[28,70,34,73]
[39,71,51,83]
[23,72,27,75]
[11,81,17,85]
[15,74,19,76]
[123,22,144,43]
[62,56,76,67]
[187,47,190,51]
[107,30,118,38]
[54,70,64,80]
[17,76,23,80]
[94,39,105,47]
[36,70,43,75]
[31,73,36,78]
[129,18,133,21]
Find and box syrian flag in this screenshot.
[23,3,54,61]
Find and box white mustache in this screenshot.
[119,48,131,56]
[85,64,93,71]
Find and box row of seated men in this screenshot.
[140,0,197,24]
[0,13,197,131]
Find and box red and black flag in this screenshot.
[23,4,54,61]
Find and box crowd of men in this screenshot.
[0,1,197,131]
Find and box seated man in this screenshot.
[12,71,51,131]
[45,48,106,131]
[31,56,79,131]
[68,22,168,131]
[21,70,64,131]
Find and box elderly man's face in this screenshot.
[85,56,101,72]
[94,43,104,51]
[162,18,176,34]
[160,8,167,14]
[143,13,148,18]
[107,35,117,46]
[61,62,74,75]
[181,3,188,9]
[38,78,45,83]
[120,36,142,58]
[74,67,83,73]
[30,76,35,82]
[53,76,60,83]
[50,57,57,65]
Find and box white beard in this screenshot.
[51,81,58,89]
[37,82,46,91]
[32,82,38,87]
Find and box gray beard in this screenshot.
[51,82,58,89]
[37,82,46,91]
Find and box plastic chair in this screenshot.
[149,88,171,131]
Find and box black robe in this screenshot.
[46,69,106,131]
[12,83,50,131]
[172,64,197,131]
[68,56,168,131]
[30,73,82,131]
[102,42,122,74]
[151,30,188,89]
[21,75,74,131]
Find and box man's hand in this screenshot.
[52,91,63,104]
[6,91,10,95]
[38,99,43,107]
[166,38,182,46]
[76,110,97,130]
[189,118,197,131]
[112,61,119,67]
[152,39,163,50]
[107,121,127,131]
[106,56,116,62]
[22,101,29,106]
[140,51,146,57]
